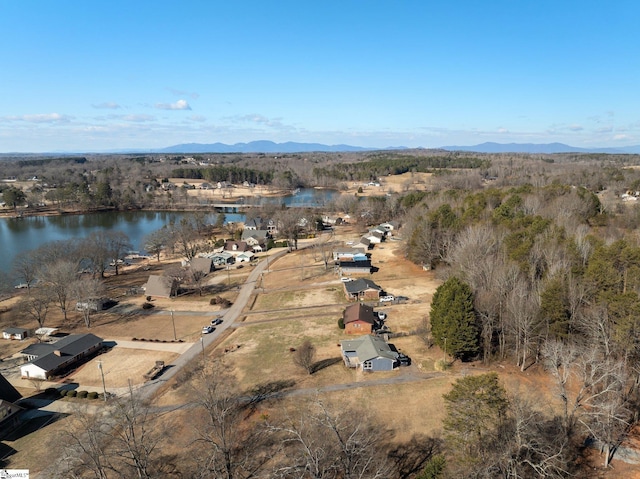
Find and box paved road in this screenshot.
[135,249,290,401]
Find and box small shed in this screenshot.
[3,327,28,340]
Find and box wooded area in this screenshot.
[4,149,640,477]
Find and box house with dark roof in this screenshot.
[340,335,398,371]
[20,333,103,380]
[0,372,21,404]
[0,372,24,440]
[343,278,383,301]
[343,303,379,335]
[224,240,252,253]
[3,327,29,340]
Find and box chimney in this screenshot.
[54,350,62,356]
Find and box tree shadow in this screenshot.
[387,434,444,478]
[310,357,342,373]
[244,379,296,411]
[2,410,69,442]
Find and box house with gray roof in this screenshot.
[343,278,383,301]
[144,275,179,298]
[211,251,235,266]
[20,333,103,380]
[339,259,372,275]
[340,335,398,371]
[190,257,214,276]
[3,327,29,340]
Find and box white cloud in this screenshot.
[167,88,200,100]
[188,115,207,122]
[225,113,294,131]
[92,102,121,109]
[1,113,72,123]
[569,124,583,131]
[497,127,509,134]
[155,99,191,110]
[121,114,156,122]
[614,134,629,140]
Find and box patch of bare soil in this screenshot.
[65,348,179,389]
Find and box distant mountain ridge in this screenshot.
[7,140,640,155]
[440,142,640,154]
[159,140,640,155]
[160,140,379,153]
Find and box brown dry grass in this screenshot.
[63,349,180,389]
[339,171,433,196]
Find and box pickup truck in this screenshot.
[143,360,165,380]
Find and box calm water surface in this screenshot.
[0,188,341,273]
[0,211,243,273]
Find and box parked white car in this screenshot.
[379,295,395,302]
[340,277,354,282]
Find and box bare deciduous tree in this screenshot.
[56,406,113,479]
[73,277,106,328]
[193,368,274,479]
[543,340,631,466]
[17,288,53,334]
[271,399,393,479]
[293,340,316,375]
[39,259,79,321]
[11,252,39,294]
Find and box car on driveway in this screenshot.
[211,318,223,325]
[340,277,354,282]
[397,353,411,366]
[202,325,215,334]
[380,295,395,302]
[377,311,387,320]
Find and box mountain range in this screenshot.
[159,140,374,153]
[157,140,640,155]
[439,142,640,154]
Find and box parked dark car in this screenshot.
[397,353,411,366]
[211,318,223,325]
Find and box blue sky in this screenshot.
[1,1,638,152]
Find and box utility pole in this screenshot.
[171,309,177,340]
[201,336,205,363]
[97,360,107,402]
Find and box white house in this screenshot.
[3,327,28,340]
[20,333,103,380]
[236,251,255,263]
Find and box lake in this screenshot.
[0,188,341,273]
